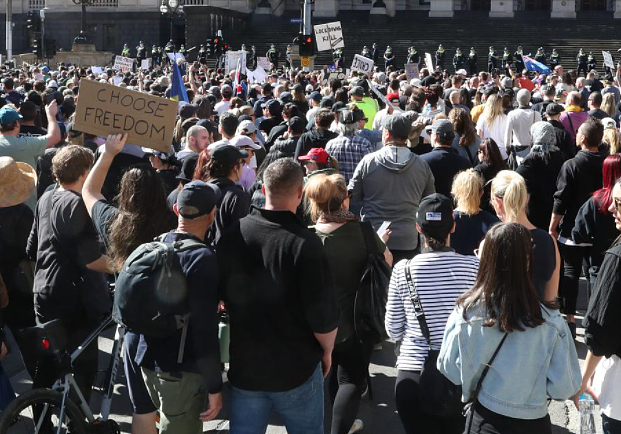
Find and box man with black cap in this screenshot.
[295,109,338,159]
[349,114,435,263]
[420,119,470,197]
[305,91,323,127]
[217,158,338,434]
[253,83,274,119]
[386,192,478,434]
[258,99,283,137]
[140,180,224,433]
[349,84,379,130]
[269,116,307,157]
[325,108,374,183]
[546,103,575,160]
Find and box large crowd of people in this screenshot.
[0,46,620,434]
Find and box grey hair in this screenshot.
[337,122,358,136]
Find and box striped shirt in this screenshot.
[385,252,479,372]
[325,134,374,183]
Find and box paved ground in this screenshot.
[4,279,600,434]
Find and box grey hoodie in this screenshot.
[348,145,435,251]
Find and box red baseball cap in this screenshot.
[298,148,329,164]
[386,92,400,102]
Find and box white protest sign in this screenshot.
[602,51,615,70]
[225,51,247,74]
[113,76,123,86]
[351,54,374,75]
[252,66,268,83]
[166,53,176,62]
[114,56,134,73]
[366,79,391,107]
[141,59,151,70]
[405,63,419,80]
[313,21,344,52]
[175,53,185,62]
[246,69,255,83]
[90,66,103,75]
[257,57,271,70]
[424,53,434,71]
[321,70,347,85]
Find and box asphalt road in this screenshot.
[4,278,600,434]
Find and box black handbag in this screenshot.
[404,260,463,417]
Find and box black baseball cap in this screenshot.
[382,114,412,139]
[176,153,199,183]
[546,103,565,116]
[176,180,221,219]
[429,119,455,140]
[416,194,454,241]
[210,143,248,165]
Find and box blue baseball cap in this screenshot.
[176,180,221,219]
[0,107,23,125]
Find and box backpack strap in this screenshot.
[403,259,432,348]
[360,221,381,256]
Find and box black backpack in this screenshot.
[353,222,391,344]
[113,234,205,362]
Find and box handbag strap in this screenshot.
[472,333,508,400]
[360,221,381,256]
[403,259,432,348]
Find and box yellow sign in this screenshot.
[301,56,311,67]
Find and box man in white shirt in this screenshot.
[214,85,234,116]
[505,89,542,164]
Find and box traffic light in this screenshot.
[46,39,57,59]
[299,34,314,57]
[32,33,42,58]
[26,12,34,30]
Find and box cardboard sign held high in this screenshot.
[74,79,177,153]
[313,22,344,52]
[351,54,374,75]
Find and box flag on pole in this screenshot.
[170,61,189,103]
[522,55,551,75]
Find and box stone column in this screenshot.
[314,0,338,16]
[551,0,576,18]
[489,0,514,16]
[429,0,454,17]
[613,0,621,17]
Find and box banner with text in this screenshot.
[405,63,420,80]
[313,21,344,52]
[351,54,374,75]
[74,79,177,153]
[114,56,134,73]
[602,51,615,70]
[424,53,434,72]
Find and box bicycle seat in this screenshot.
[16,319,69,356]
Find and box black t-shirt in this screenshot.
[420,147,471,197]
[28,189,108,323]
[451,210,499,256]
[216,207,339,392]
[19,124,47,138]
[531,228,556,300]
[157,169,180,197]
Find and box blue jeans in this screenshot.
[229,364,324,434]
[603,414,621,434]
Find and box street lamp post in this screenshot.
[73,0,95,44]
[160,0,183,44]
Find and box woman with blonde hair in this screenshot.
[601,93,620,124]
[601,117,621,155]
[476,94,508,160]
[490,170,560,302]
[450,169,499,256]
[304,173,391,434]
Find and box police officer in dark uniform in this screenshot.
[267,44,279,70]
[488,46,498,73]
[514,46,525,72]
[248,46,258,70]
[384,45,396,71]
[534,47,546,66]
[408,46,421,67]
[453,48,465,72]
[502,47,513,75]
[435,44,446,71]
[198,44,206,64]
[577,48,588,76]
[165,40,174,54]
[587,51,596,73]
[151,45,159,66]
[549,48,560,68]
[136,41,146,61]
[361,46,371,59]
[371,43,380,64]
[179,44,186,57]
[157,47,164,65]
[468,47,478,76]
[122,44,130,57]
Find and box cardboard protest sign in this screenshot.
[322,69,347,85]
[166,53,176,62]
[425,53,434,72]
[351,54,374,75]
[257,57,271,70]
[313,22,344,52]
[114,56,134,73]
[405,63,419,80]
[141,59,151,70]
[90,66,103,75]
[366,79,391,107]
[225,51,247,74]
[74,79,177,153]
[602,51,615,70]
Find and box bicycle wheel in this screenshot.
[0,388,89,434]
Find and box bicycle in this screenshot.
[0,316,126,434]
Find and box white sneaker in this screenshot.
[348,419,364,434]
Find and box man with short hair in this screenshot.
[504,89,542,164]
[559,91,590,143]
[420,120,470,197]
[217,158,338,434]
[209,112,239,150]
[270,117,306,157]
[214,85,234,116]
[532,85,556,117]
[305,91,323,127]
[588,91,608,120]
[349,114,435,263]
[177,125,211,162]
[549,118,605,339]
[295,109,338,159]
[2,78,22,106]
[545,103,575,160]
[258,99,283,137]
[442,76,463,99]
[18,102,46,137]
[326,109,374,183]
[253,83,274,119]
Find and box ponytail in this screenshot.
[491,170,527,222]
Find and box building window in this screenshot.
[28,0,45,10]
[91,0,119,7]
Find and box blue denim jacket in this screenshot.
[437,304,581,419]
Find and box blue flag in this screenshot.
[522,55,551,75]
[170,61,189,103]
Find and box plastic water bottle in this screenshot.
[579,393,596,434]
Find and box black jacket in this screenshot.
[419,147,471,198]
[206,178,250,246]
[548,120,576,160]
[294,129,339,159]
[553,150,604,238]
[583,243,621,358]
[516,149,566,231]
[572,197,619,272]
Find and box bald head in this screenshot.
[449,91,461,105]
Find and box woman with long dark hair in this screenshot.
[305,173,391,434]
[474,138,507,215]
[449,108,480,166]
[572,154,621,293]
[438,223,581,434]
